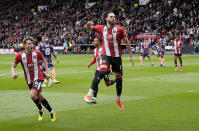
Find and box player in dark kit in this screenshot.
[138,40,143,65]
[157,36,166,67]
[11,37,56,122]
[39,38,60,87]
[172,36,183,71]
[36,36,51,88]
[85,37,116,104]
[84,12,135,111]
[140,39,154,67]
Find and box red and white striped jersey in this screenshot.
[14,50,44,84]
[89,48,102,70]
[93,25,126,57]
[172,40,183,54]
[94,47,102,70]
[89,47,111,71]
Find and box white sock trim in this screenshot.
[88,88,93,96]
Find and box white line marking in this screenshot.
[187,90,199,93]
[0,90,148,121]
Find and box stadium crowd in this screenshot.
[0,0,199,50]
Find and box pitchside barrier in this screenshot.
[0,49,16,54]
[0,45,195,54]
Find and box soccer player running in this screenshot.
[86,36,116,104]
[11,37,56,122]
[138,40,143,64]
[39,38,60,87]
[84,12,135,111]
[172,36,183,71]
[157,35,166,67]
[140,39,154,67]
[36,36,51,88]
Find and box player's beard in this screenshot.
[108,20,115,26]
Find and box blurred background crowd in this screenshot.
[0,0,199,51]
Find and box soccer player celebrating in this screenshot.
[39,38,60,87]
[11,37,56,122]
[85,36,116,104]
[172,36,183,71]
[140,39,154,67]
[84,12,135,111]
[157,35,166,67]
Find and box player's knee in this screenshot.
[105,80,111,86]
[30,93,37,100]
[115,73,123,86]
[30,90,38,100]
[98,67,108,80]
[115,72,123,79]
[37,93,44,101]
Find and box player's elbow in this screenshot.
[123,38,129,45]
[105,81,111,86]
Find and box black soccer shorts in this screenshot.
[28,80,43,92]
[100,55,123,73]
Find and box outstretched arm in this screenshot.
[11,62,18,79]
[123,36,135,67]
[52,53,59,64]
[179,41,184,48]
[41,57,50,79]
[86,21,94,31]
[88,56,96,68]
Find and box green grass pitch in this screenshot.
[0,54,199,131]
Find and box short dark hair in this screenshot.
[103,12,114,24]
[23,36,35,45]
[36,36,42,42]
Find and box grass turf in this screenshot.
[0,54,199,131]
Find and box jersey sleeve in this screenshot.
[38,44,41,51]
[14,54,21,64]
[89,50,96,65]
[92,25,103,34]
[180,41,183,46]
[50,46,55,53]
[37,51,44,60]
[89,56,96,65]
[120,27,127,39]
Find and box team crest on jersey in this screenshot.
[33,55,37,59]
[107,34,113,40]
[22,57,26,60]
[112,30,116,33]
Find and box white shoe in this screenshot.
[53,79,60,83]
[84,95,91,103]
[41,83,46,88]
[48,79,52,87]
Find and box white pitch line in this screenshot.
[186,90,199,93]
[0,90,148,121]
[0,70,93,79]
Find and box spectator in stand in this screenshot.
[0,0,198,52]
